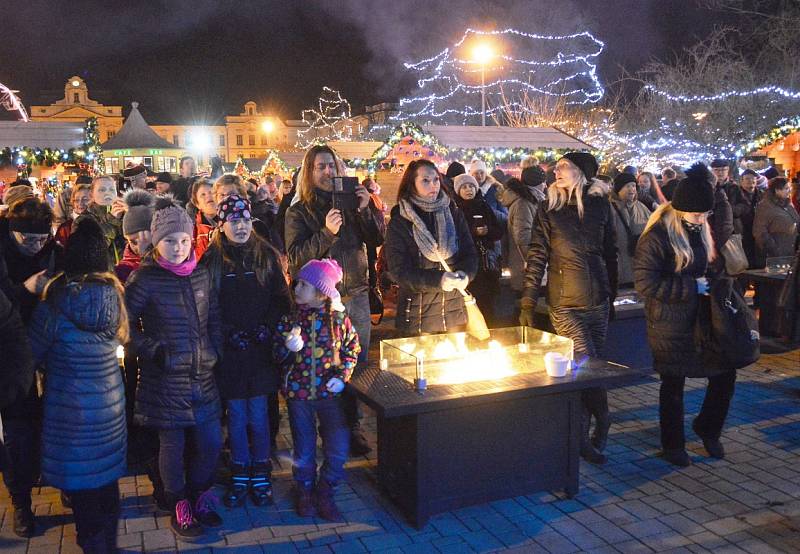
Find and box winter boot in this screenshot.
[692,420,725,459]
[579,410,607,465]
[223,463,249,508]
[168,493,203,539]
[585,387,611,452]
[191,487,222,528]
[591,415,611,452]
[249,461,274,506]
[146,459,169,512]
[294,481,315,517]
[660,448,691,467]
[12,500,34,538]
[314,479,343,522]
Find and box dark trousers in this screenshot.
[67,481,120,554]
[1,418,40,507]
[267,392,280,447]
[158,418,223,496]
[287,398,349,486]
[659,370,737,451]
[342,293,371,430]
[549,301,611,427]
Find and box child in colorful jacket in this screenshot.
[274,258,360,521]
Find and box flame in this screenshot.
[424,339,517,385]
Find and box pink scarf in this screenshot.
[156,250,198,276]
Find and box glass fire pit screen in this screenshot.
[379,326,574,387]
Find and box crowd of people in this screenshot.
[0,144,798,552]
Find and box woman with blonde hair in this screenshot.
[635,163,735,467]
[519,152,618,465]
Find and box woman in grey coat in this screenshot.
[754,177,799,264]
[610,174,651,286]
[499,168,546,293]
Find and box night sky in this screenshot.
[1,1,731,125]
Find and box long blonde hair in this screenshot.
[42,271,129,343]
[547,171,587,218]
[642,203,715,272]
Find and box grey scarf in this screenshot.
[399,192,457,263]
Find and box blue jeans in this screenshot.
[227,396,270,465]
[158,418,223,495]
[287,398,349,486]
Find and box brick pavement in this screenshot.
[1,348,799,553]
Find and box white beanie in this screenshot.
[470,159,487,173]
[453,174,479,194]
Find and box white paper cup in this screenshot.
[544,352,570,377]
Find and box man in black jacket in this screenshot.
[285,145,382,455]
[728,169,763,268]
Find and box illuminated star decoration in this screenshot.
[396,27,605,125]
[0,82,29,122]
[295,86,354,149]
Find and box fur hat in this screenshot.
[7,197,52,234]
[613,172,637,194]
[672,163,715,213]
[122,189,155,236]
[3,184,34,208]
[297,258,343,306]
[64,217,109,276]
[445,161,466,179]
[561,152,599,181]
[453,174,479,194]
[521,166,546,188]
[469,159,487,174]
[150,197,193,247]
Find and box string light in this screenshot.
[645,84,800,103]
[295,86,355,149]
[0,81,29,122]
[0,118,102,175]
[396,27,605,124]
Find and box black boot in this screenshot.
[167,492,203,539]
[249,461,274,506]
[223,463,249,508]
[146,459,169,512]
[692,420,725,459]
[12,502,35,538]
[660,448,691,467]
[190,487,222,528]
[591,415,611,452]
[579,410,607,465]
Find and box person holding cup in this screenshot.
[81,175,127,265]
[634,163,735,467]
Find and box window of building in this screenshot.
[104,158,120,174]
[248,135,255,146]
[236,135,243,146]
[250,152,257,158]
[261,136,268,146]
[219,135,225,146]
[156,157,177,173]
[143,156,154,169]
[247,107,253,115]
[173,135,179,146]
[106,131,115,140]
[39,108,46,114]
[73,93,80,103]
[107,109,113,114]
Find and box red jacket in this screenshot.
[114,244,141,284]
[194,211,214,260]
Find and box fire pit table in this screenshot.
[350,326,643,528]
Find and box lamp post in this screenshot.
[262,119,275,147]
[473,44,493,126]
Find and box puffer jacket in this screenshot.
[0,287,33,411]
[610,195,651,285]
[124,255,222,428]
[728,186,763,267]
[753,191,800,262]
[500,186,543,291]
[285,188,383,300]
[28,280,127,491]
[384,202,479,336]
[522,182,618,309]
[274,305,359,400]
[634,221,725,377]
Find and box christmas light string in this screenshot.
[644,84,800,103]
[295,86,354,149]
[0,82,29,121]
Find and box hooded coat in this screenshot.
[610,194,651,285]
[499,185,545,291]
[28,280,127,491]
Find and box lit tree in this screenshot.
[295,87,355,148]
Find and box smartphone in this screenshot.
[332,176,359,211]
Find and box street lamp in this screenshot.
[262,119,275,146]
[473,43,493,126]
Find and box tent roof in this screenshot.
[101,102,177,150]
[0,121,85,150]
[327,141,383,160]
[421,125,592,150]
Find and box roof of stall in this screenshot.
[0,121,85,150]
[327,141,384,160]
[421,125,593,150]
[102,102,178,150]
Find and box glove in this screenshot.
[326,377,345,393]
[696,277,710,295]
[519,307,535,327]
[440,272,462,292]
[453,271,469,292]
[285,326,304,352]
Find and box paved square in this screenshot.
[2,348,799,553]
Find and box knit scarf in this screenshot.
[156,250,197,276]
[398,191,457,263]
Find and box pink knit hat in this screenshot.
[297,258,343,303]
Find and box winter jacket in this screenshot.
[753,192,800,262]
[274,305,359,400]
[194,211,215,260]
[0,288,33,411]
[114,244,141,284]
[285,188,383,300]
[454,196,504,272]
[28,280,127,491]
[203,237,291,400]
[384,202,479,336]
[124,256,222,428]
[522,182,619,309]
[728,186,763,267]
[477,175,508,223]
[54,218,73,247]
[610,196,651,285]
[500,186,544,291]
[81,203,125,266]
[634,220,725,377]
[709,185,734,259]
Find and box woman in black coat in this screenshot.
[384,159,478,336]
[518,152,618,465]
[635,164,736,467]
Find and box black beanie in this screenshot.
[561,152,599,181]
[709,158,728,169]
[672,163,715,213]
[64,218,110,276]
[521,166,546,188]
[613,172,637,194]
[445,161,466,179]
[156,172,172,184]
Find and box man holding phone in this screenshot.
[285,145,382,456]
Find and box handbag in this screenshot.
[720,234,749,276]
[696,277,760,370]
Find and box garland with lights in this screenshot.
[645,84,800,103]
[295,87,355,149]
[261,148,289,174]
[233,155,250,177]
[396,27,605,125]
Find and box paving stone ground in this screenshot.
[1,347,799,553]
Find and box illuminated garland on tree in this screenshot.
[644,84,800,103]
[735,117,800,157]
[233,155,249,177]
[261,148,289,174]
[84,117,104,173]
[295,87,354,149]
[396,27,605,125]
